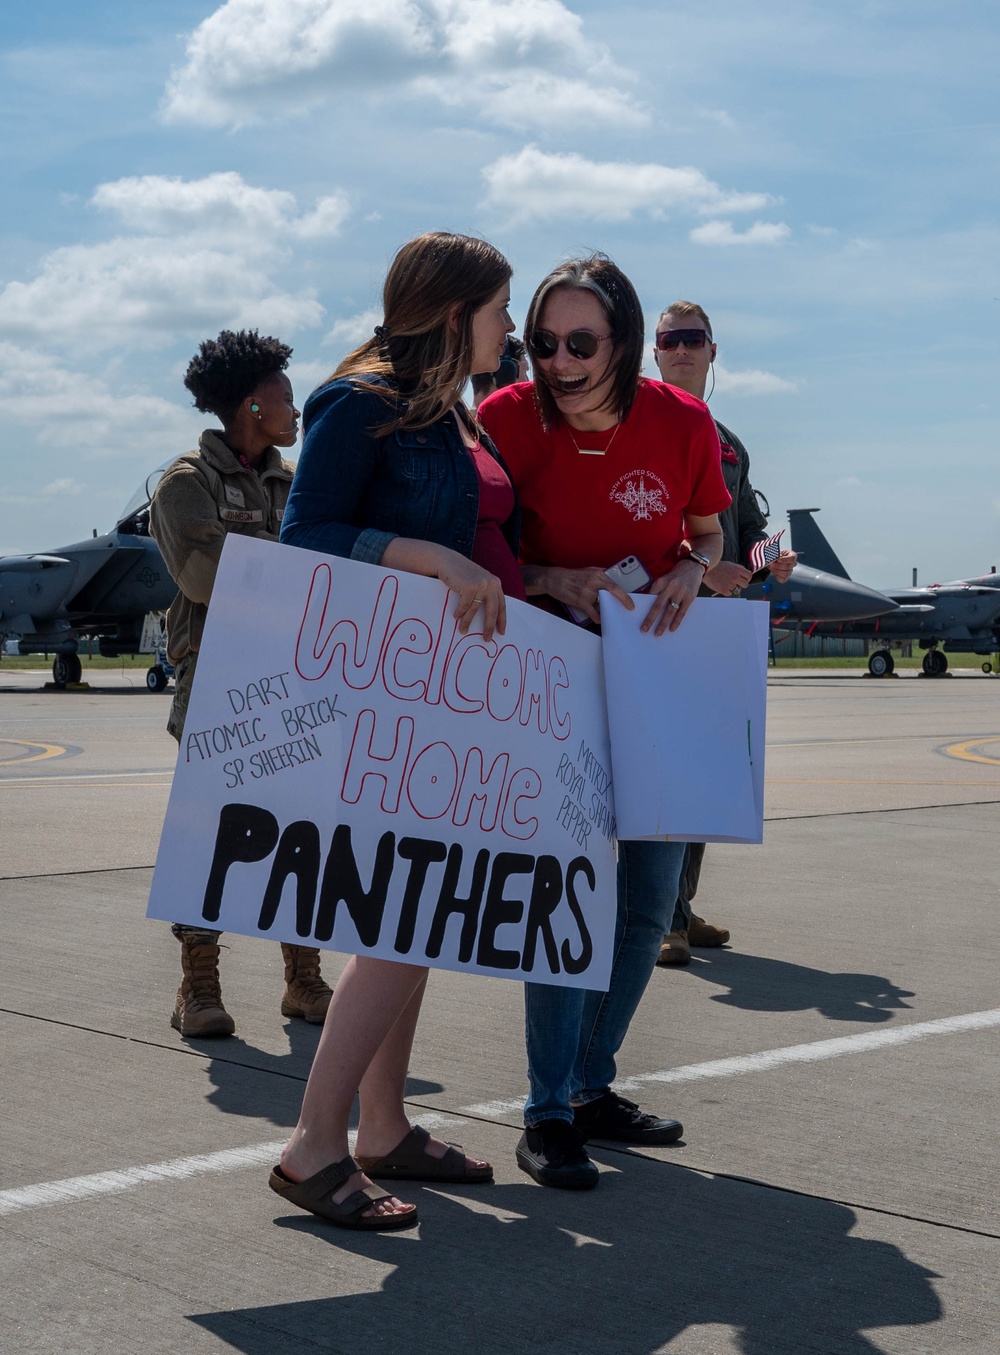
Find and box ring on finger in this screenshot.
[668,600,681,610]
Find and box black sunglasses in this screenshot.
[528,328,610,361]
[655,328,712,350]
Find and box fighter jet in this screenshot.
[741,507,897,627]
[0,462,178,688]
[774,508,1000,676]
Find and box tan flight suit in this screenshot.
[150,430,293,742]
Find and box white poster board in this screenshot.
[598,596,769,843]
[148,535,618,989]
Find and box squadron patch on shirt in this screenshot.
[609,470,669,522]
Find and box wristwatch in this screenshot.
[678,547,711,573]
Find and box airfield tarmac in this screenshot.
[1,664,998,1355]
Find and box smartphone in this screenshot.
[566,555,653,625]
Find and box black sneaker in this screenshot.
[573,1092,683,1146]
[516,1120,600,1190]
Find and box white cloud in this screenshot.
[713,362,797,396]
[0,173,339,349]
[0,241,323,349]
[0,343,198,454]
[287,358,337,395]
[162,0,643,131]
[91,172,349,243]
[324,306,381,349]
[481,146,772,223]
[690,220,791,246]
[294,195,352,240]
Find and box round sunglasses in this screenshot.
[528,329,610,361]
[655,328,712,350]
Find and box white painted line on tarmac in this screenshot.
[0,1112,467,1218]
[617,1006,1000,1093]
[463,1007,1000,1120]
[0,1141,285,1218]
[4,1012,998,1218]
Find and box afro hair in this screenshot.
[183,329,293,424]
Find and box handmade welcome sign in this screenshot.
[149,537,769,987]
[147,535,619,989]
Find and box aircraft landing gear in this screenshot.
[52,652,82,687]
[145,664,169,692]
[868,649,895,677]
[922,649,948,677]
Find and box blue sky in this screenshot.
[1,0,998,586]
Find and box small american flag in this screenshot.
[748,530,784,573]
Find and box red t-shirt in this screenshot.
[478,378,731,579]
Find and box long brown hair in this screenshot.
[524,255,644,429]
[331,232,512,434]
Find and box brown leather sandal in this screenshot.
[355,1124,493,1184]
[268,1155,418,1229]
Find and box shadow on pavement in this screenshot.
[680,952,915,1023]
[188,1163,942,1355]
[179,1025,444,1128]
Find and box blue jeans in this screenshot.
[669,841,705,932]
[523,838,686,1125]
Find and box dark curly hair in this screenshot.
[183,329,293,424]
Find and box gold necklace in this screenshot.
[565,420,622,457]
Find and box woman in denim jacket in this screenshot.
[281,373,520,576]
[270,232,520,1231]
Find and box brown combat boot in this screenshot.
[656,929,691,966]
[171,933,235,1037]
[688,914,731,947]
[280,944,334,1024]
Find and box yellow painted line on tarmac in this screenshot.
[0,739,67,766]
[943,737,1000,767]
[775,734,982,749]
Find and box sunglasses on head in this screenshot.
[528,328,610,361]
[655,328,712,350]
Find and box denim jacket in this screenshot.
[280,376,520,563]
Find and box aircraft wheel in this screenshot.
[146,665,169,692]
[922,650,948,677]
[868,650,894,677]
[983,662,994,674]
[52,653,82,686]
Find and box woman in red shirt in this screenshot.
[479,255,730,1188]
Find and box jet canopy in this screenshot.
[114,458,181,533]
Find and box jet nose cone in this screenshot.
[754,567,899,621]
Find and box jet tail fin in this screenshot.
[788,508,851,580]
